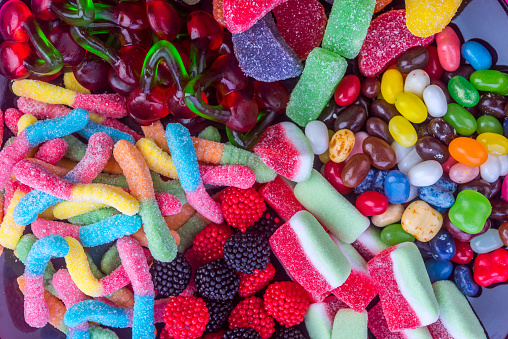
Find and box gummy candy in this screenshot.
[406,0,462,38]
[223,0,289,34]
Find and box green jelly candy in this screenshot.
[286,47,347,127]
[448,76,480,107]
[381,223,415,246]
[448,190,492,234]
[101,244,121,275]
[444,103,477,135]
[477,115,503,135]
[331,309,368,339]
[92,173,129,188]
[470,70,508,96]
[221,144,276,183]
[322,0,375,59]
[62,134,87,161]
[198,126,221,143]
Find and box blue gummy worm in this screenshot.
[25,235,69,276]
[132,295,155,339]
[14,190,62,226]
[64,300,130,328]
[78,120,135,145]
[67,328,91,339]
[80,215,142,247]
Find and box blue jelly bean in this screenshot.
[384,170,410,204]
[353,168,376,195]
[418,183,455,208]
[415,240,433,260]
[461,41,493,71]
[454,265,480,297]
[503,118,508,137]
[425,258,454,283]
[435,177,457,193]
[78,120,135,144]
[79,215,142,247]
[429,228,456,262]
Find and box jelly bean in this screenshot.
[391,141,414,164]
[490,199,508,220]
[461,41,492,71]
[436,26,461,72]
[417,123,431,139]
[341,153,371,188]
[366,117,392,143]
[428,118,456,145]
[441,155,458,175]
[381,68,403,104]
[448,137,488,167]
[388,116,417,147]
[499,155,508,176]
[425,258,453,283]
[334,74,361,107]
[451,241,474,265]
[355,191,388,216]
[334,105,367,133]
[470,229,504,254]
[477,132,508,156]
[353,168,389,195]
[429,227,456,262]
[371,99,400,122]
[362,136,396,170]
[454,265,479,297]
[346,131,369,160]
[478,93,507,119]
[401,200,443,242]
[444,104,477,136]
[498,222,508,247]
[423,46,443,80]
[445,212,490,242]
[396,46,429,74]
[361,78,380,99]
[448,76,480,107]
[477,115,503,136]
[418,184,455,209]
[442,64,476,84]
[398,148,423,175]
[323,160,353,195]
[480,154,501,183]
[407,160,443,187]
[384,170,410,204]
[372,204,404,227]
[449,163,479,184]
[470,70,508,96]
[305,120,329,155]
[449,190,492,234]
[403,69,430,98]
[380,223,415,246]
[416,136,449,164]
[329,129,355,163]
[491,178,502,197]
[423,85,447,118]
[394,92,427,123]
[457,178,494,199]
[474,248,508,287]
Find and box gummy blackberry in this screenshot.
[150,253,192,298]
[224,327,262,339]
[223,231,270,274]
[272,327,305,339]
[203,298,234,333]
[250,210,282,241]
[195,259,240,301]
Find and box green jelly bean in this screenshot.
[477,115,503,135]
[444,103,477,135]
[448,76,480,107]
[380,223,416,246]
[448,190,492,234]
[470,70,508,96]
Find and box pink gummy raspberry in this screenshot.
[224,0,289,34]
[359,10,434,77]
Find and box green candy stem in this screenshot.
[226,110,276,150]
[70,26,120,66]
[22,18,63,75]
[51,0,95,27]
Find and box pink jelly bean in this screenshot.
[259,175,306,222]
[32,219,80,240]
[436,26,461,72]
[200,165,256,189]
[35,139,68,165]
[155,192,183,216]
[449,163,480,184]
[17,97,70,119]
[346,131,369,161]
[441,154,458,175]
[502,176,508,201]
[5,108,24,134]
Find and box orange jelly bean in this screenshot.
[448,137,488,167]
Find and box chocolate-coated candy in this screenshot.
[457,179,493,199]
[361,77,380,98]
[334,105,368,133]
[362,136,396,170]
[490,199,508,220]
[429,227,456,262]
[478,92,508,119]
[371,99,400,123]
[396,46,429,74]
[415,135,449,164]
[366,117,393,143]
[428,118,456,145]
[341,153,371,188]
[454,265,479,297]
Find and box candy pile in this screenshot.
[0,0,506,338]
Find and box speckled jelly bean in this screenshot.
[477,132,508,156]
[408,160,443,187]
[448,76,480,107]
[470,70,508,96]
[449,137,488,167]
[451,241,474,264]
[381,69,404,104]
[403,69,430,99]
[401,200,443,242]
[305,120,329,155]
[418,183,455,209]
[384,170,410,204]
[423,84,448,118]
[425,258,454,283]
[449,190,492,234]
[329,129,355,163]
[394,92,428,123]
[372,204,404,227]
[380,223,415,245]
[355,191,388,216]
[389,116,417,147]
[454,265,479,297]
[429,227,456,262]
[351,167,376,194]
[461,41,492,71]
[444,103,477,135]
[362,136,396,170]
[334,74,361,107]
[477,115,503,136]
[436,26,461,72]
[470,228,504,254]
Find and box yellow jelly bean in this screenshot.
[406,0,462,38]
[477,132,508,155]
[401,200,443,242]
[64,72,91,94]
[329,129,355,163]
[17,114,38,135]
[394,92,428,123]
[389,116,418,147]
[381,69,404,104]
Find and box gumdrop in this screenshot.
[406,0,462,38]
[224,0,289,34]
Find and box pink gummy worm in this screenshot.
[4,108,23,135]
[53,269,88,307]
[24,275,48,328]
[186,185,224,224]
[17,97,70,119]
[35,139,68,165]
[32,219,80,240]
[200,165,256,189]
[101,118,143,141]
[155,192,183,216]
[0,131,31,189]
[4,179,19,215]
[0,109,3,149]
[72,93,128,119]
[116,236,154,297]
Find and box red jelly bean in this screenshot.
[451,240,474,264]
[422,46,443,80]
[355,191,389,216]
[323,160,353,195]
[441,154,458,175]
[334,74,361,107]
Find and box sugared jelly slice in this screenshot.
[224,0,289,34]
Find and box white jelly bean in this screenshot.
[404,69,430,98]
[423,85,448,118]
[398,148,423,175]
[480,154,501,183]
[391,140,414,164]
[470,229,504,254]
[407,160,443,186]
[449,163,479,184]
[305,120,329,154]
[498,154,508,176]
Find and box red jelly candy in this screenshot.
[223,0,289,34]
[334,74,361,107]
[441,154,458,175]
[323,160,353,195]
[355,191,389,216]
[272,0,326,60]
[359,10,435,78]
[422,46,443,80]
[451,240,473,265]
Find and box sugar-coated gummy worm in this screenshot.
[68,207,119,226]
[0,108,89,189]
[64,72,91,94]
[5,108,23,134]
[199,165,256,189]
[113,140,177,262]
[0,187,30,249]
[0,109,3,149]
[35,139,68,165]
[166,123,224,224]
[136,138,178,179]
[78,120,135,144]
[17,97,70,119]
[12,80,128,119]
[17,113,38,134]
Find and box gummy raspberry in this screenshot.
[250,210,282,241]
[203,298,234,333]
[221,187,266,232]
[263,281,310,327]
[163,296,209,339]
[272,327,305,339]
[224,327,262,339]
[195,259,240,301]
[238,262,275,297]
[160,328,171,339]
[203,330,226,339]
[150,253,192,298]
[192,223,233,264]
[223,231,271,274]
[228,296,275,339]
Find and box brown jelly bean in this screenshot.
[371,99,400,123]
[353,95,371,115]
[478,92,507,119]
[491,178,502,197]
[362,136,396,170]
[417,124,431,139]
[361,78,381,98]
[415,136,449,164]
[396,46,429,74]
[341,153,371,188]
[457,179,493,199]
[428,118,456,145]
[441,64,475,83]
[444,213,490,242]
[334,105,367,133]
[490,199,508,220]
[319,99,345,129]
[366,117,393,143]
[464,106,479,118]
[499,222,508,247]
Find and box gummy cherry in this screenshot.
[94,2,149,31]
[49,24,86,66]
[72,54,111,91]
[109,68,135,96]
[146,0,182,41]
[87,23,153,51]
[128,85,169,125]
[31,0,94,26]
[0,41,32,79]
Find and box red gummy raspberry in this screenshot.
[192,223,233,264]
[221,187,266,232]
[163,296,209,339]
[202,330,226,339]
[238,262,275,297]
[263,281,310,327]
[228,296,275,339]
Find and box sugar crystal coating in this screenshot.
[331,309,368,339]
[224,0,289,34]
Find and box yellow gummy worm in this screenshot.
[64,72,91,94]
[71,184,139,216]
[65,237,103,297]
[12,80,76,106]
[52,201,107,220]
[136,138,178,179]
[18,114,38,135]
[0,189,28,249]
